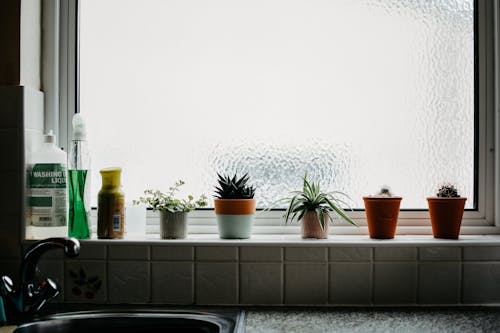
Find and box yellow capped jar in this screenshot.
[97,167,125,239]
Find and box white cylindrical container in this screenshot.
[27,130,68,238]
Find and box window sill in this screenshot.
[48,233,500,247]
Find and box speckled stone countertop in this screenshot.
[244,308,500,333]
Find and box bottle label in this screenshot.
[112,214,121,232]
[28,163,68,227]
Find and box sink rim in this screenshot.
[14,308,246,333]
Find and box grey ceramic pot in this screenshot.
[160,211,187,239]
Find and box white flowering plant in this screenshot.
[133,180,208,212]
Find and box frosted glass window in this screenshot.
[80,0,475,209]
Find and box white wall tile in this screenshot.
[240,247,282,262]
[152,246,194,261]
[285,247,327,262]
[285,263,328,304]
[0,172,21,215]
[27,242,500,306]
[77,244,106,260]
[329,247,372,261]
[0,129,20,172]
[65,260,106,303]
[0,86,21,128]
[0,216,22,259]
[373,262,417,304]
[108,245,150,260]
[419,247,461,261]
[24,128,42,157]
[108,261,150,303]
[418,262,460,304]
[464,247,500,261]
[240,263,282,304]
[374,247,417,261]
[152,262,193,304]
[196,247,238,261]
[329,262,372,305]
[196,262,238,304]
[22,87,43,131]
[463,263,500,303]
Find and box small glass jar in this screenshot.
[97,167,125,239]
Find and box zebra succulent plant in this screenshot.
[214,173,256,199]
[436,184,460,198]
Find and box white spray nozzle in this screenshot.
[44,130,56,144]
[72,113,87,140]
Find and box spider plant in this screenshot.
[282,174,357,230]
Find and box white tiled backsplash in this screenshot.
[27,244,500,306]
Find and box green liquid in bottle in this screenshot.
[68,169,90,239]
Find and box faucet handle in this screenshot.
[0,276,14,295]
[30,278,59,312]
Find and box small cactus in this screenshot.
[437,184,460,198]
[377,186,393,197]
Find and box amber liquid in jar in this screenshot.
[97,167,125,239]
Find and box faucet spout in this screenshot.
[21,238,80,286]
[1,238,80,324]
[20,238,80,312]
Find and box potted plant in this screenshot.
[427,184,466,239]
[214,173,256,239]
[281,174,357,239]
[363,186,402,239]
[134,180,208,239]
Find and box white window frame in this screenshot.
[43,0,499,235]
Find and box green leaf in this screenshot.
[296,209,306,222]
[284,195,297,223]
[316,208,325,230]
[327,200,357,226]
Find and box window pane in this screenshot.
[80,0,475,209]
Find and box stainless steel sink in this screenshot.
[13,309,245,333]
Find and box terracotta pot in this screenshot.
[301,211,328,239]
[363,197,402,239]
[214,199,256,215]
[427,197,467,239]
[214,199,256,239]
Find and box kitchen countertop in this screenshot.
[3,307,500,332]
[245,308,500,333]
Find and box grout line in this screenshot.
[193,247,197,305]
[281,247,285,305]
[460,246,464,304]
[236,247,240,304]
[416,260,420,304]
[326,247,330,304]
[148,245,152,303]
[370,247,375,305]
[105,245,110,303]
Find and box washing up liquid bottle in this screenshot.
[68,113,91,239]
[27,130,68,238]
